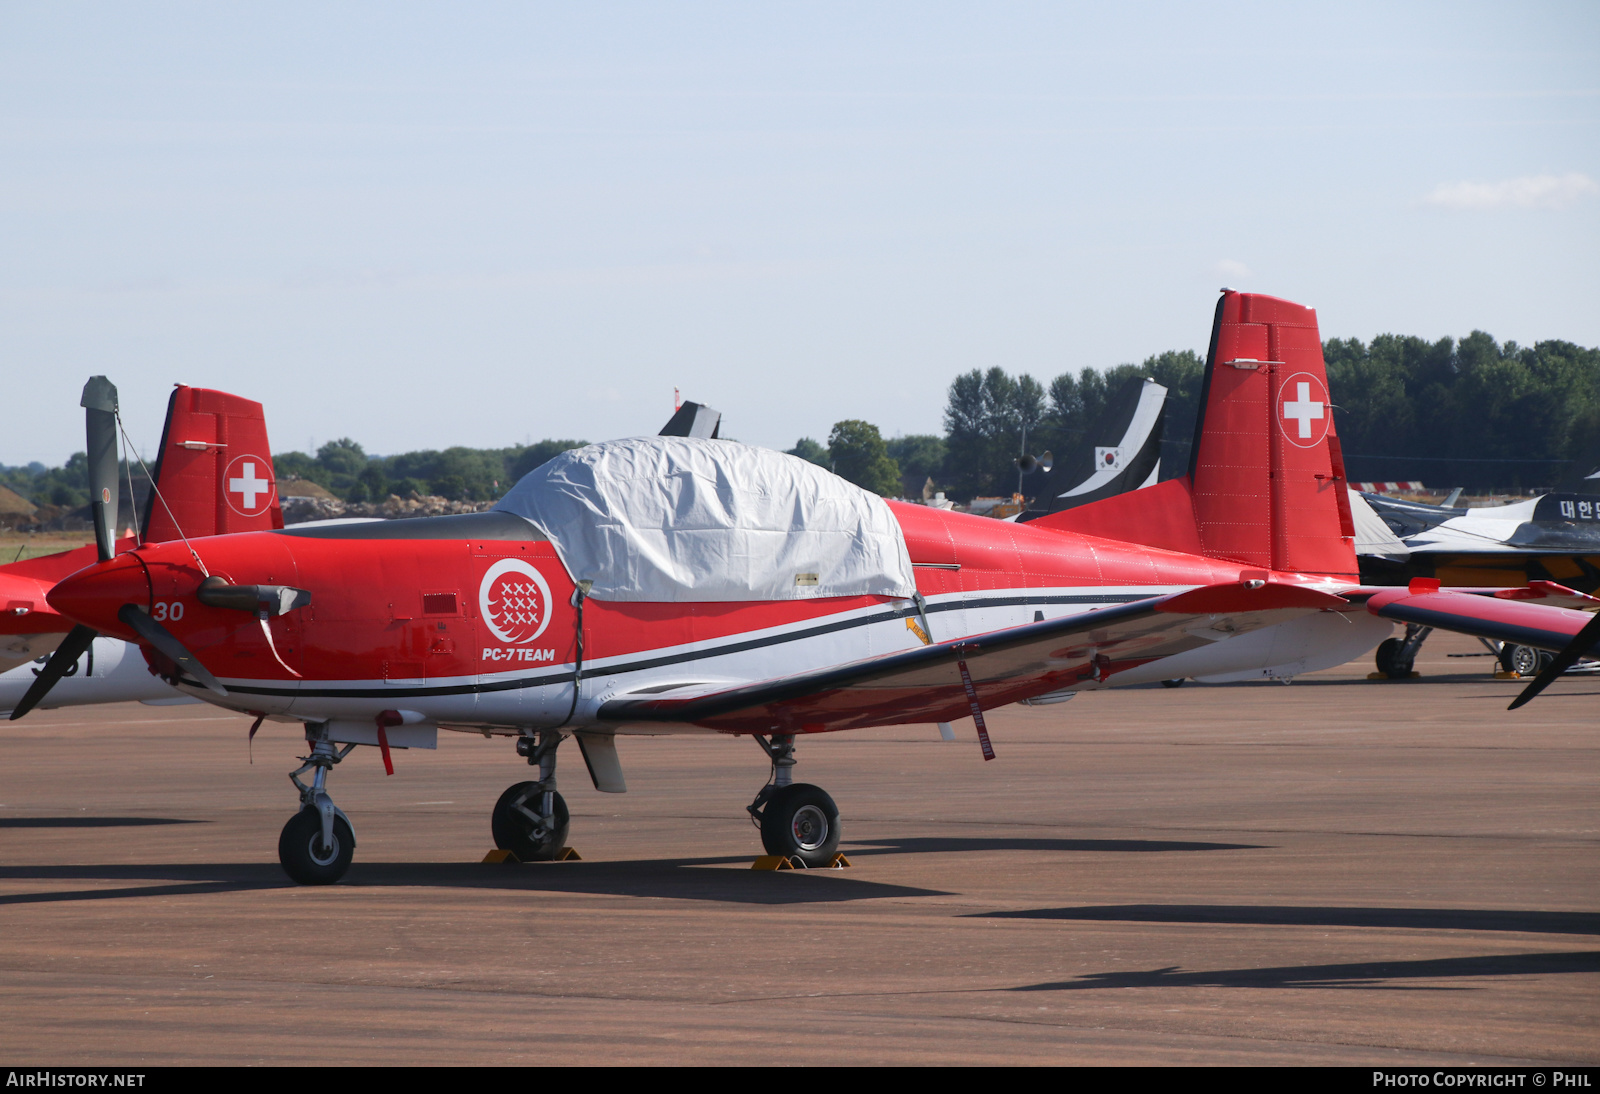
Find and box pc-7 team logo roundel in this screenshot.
[480,559,553,644]
[223,453,276,517]
[1277,372,1331,449]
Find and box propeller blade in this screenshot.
[81,376,120,563]
[1508,611,1600,711]
[116,603,228,696]
[7,625,98,721]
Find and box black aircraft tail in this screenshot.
[659,400,722,439]
[1019,377,1166,521]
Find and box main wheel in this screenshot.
[491,781,570,861]
[1500,644,1544,676]
[1375,637,1412,678]
[278,806,354,885]
[1160,678,1186,688]
[759,783,841,868]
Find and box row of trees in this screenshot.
[1,454,97,510]
[1323,333,1600,490]
[272,438,587,503]
[7,330,1596,510]
[785,351,1208,501]
[788,334,1599,499]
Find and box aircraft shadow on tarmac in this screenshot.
[971,903,1600,935]
[0,859,948,907]
[1008,950,1600,992]
[0,817,201,829]
[844,837,1263,856]
[0,836,1256,908]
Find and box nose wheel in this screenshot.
[279,728,358,885]
[279,806,354,884]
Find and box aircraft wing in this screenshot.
[1366,584,1600,656]
[598,580,1349,733]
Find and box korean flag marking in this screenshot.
[480,558,554,645]
[1095,446,1125,471]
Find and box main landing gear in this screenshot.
[280,728,358,885]
[1374,623,1432,679]
[746,733,841,867]
[491,729,571,861]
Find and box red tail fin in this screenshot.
[1032,291,1357,579]
[142,386,283,542]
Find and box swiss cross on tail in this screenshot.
[1277,372,1330,448]
[223,454,276,517]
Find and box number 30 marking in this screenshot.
[153,601,184,622]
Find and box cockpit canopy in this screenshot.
[493,436,916,603]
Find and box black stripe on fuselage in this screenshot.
[213,590,1158,700]
[275,510,546,541]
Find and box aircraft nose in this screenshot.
[46,553,152,638]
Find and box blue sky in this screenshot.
[4,2,1597,465]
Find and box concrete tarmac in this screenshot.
[0,630,1595,1066]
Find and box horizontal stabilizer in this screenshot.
[1367,586,1600,656]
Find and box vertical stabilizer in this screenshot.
[1021,377,1166,518]
[659,400,722,439]
[1029,291,1357,579]
[1191,292,1354,576]
[142,387,283,542]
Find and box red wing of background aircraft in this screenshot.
[18,290,1594,885]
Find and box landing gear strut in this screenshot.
[280,727,357,885]
[492,729,570,861]
[746,733,841,867]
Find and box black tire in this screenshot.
[1160,678,1185,688]
[1375,637,1399,676]
[759,783,841,867]
[491,781,570,861]
[1500,644,1542,676]
[278,806,354,885]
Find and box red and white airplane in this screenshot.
[0,382,284,709]
[16,291,1595,885]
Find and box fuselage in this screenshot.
[46,502,1382,735]
[0,637,182,715]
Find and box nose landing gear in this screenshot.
[280,729,358,885]
[746,733,841,867]
[491,729,571,861]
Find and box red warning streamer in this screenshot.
[956,657,996,761]
[375,710,400,776]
